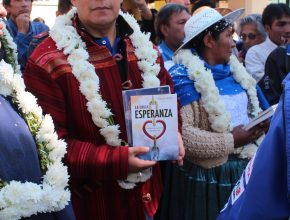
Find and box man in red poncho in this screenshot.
[23,0,184,219]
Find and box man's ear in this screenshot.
[160,24,169,38]
[203,33,214,49]
[264,24,271,34]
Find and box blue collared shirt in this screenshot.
[95,36,120,56]
[158,41,175,71]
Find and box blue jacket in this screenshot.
[217,73,290,220]
[6,19,49,71]
[0,96,75,220]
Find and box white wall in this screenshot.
[31,0,57,28]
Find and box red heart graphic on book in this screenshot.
[142,120,166,140]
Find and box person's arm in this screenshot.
[23,58,155,180]
[181,102,265,160]
[132,0,157,43]
[245,47,265,82]
[133,0,153,21]
[181,103,235,159]
[140,9,157,43]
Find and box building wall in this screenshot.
[31,0,57,28]
[228,0,268,15]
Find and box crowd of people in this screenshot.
[0,0,290,219]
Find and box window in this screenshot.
[268,0,290,6]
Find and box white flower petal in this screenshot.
[16,91,38,114]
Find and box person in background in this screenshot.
[33,16,45,24]
[0,3,75,220]
[23,0,184,219]
[162,8,269,220]
[245,3,290,82]
[156,3,190,70]
[217,71,290,220]
[3,0,49,71]
[236,14,266,63]
[259,43,290,105]
[132,0,157,42]
[215,8,241,60]
[133,0,190,43]
[26,0,72,58]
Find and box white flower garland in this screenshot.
[0,23,70,220]
[0,20,20,74]
[50,8,161,189]
[174,49,261,133]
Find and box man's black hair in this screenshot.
[262,3,290,27]
[156,3,189,41]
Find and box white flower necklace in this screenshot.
[174,49,261,133]
[50,8,161,189]
[0,20,20,74]
[0,22,70,220]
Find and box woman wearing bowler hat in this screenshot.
[159,8,270,220]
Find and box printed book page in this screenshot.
[130,94,178,161]
[243,104,278,130]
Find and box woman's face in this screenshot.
[211,26,236,64]
[240,23,264,51]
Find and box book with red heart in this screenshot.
[122,86,171,148]
[130,93,179,161]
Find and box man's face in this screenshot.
[265,15,290,46]
[240,23,264,51]
[5,0,32,20]
[71,0,122,31]
[166,0,190,7]
[162,10,190,51]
